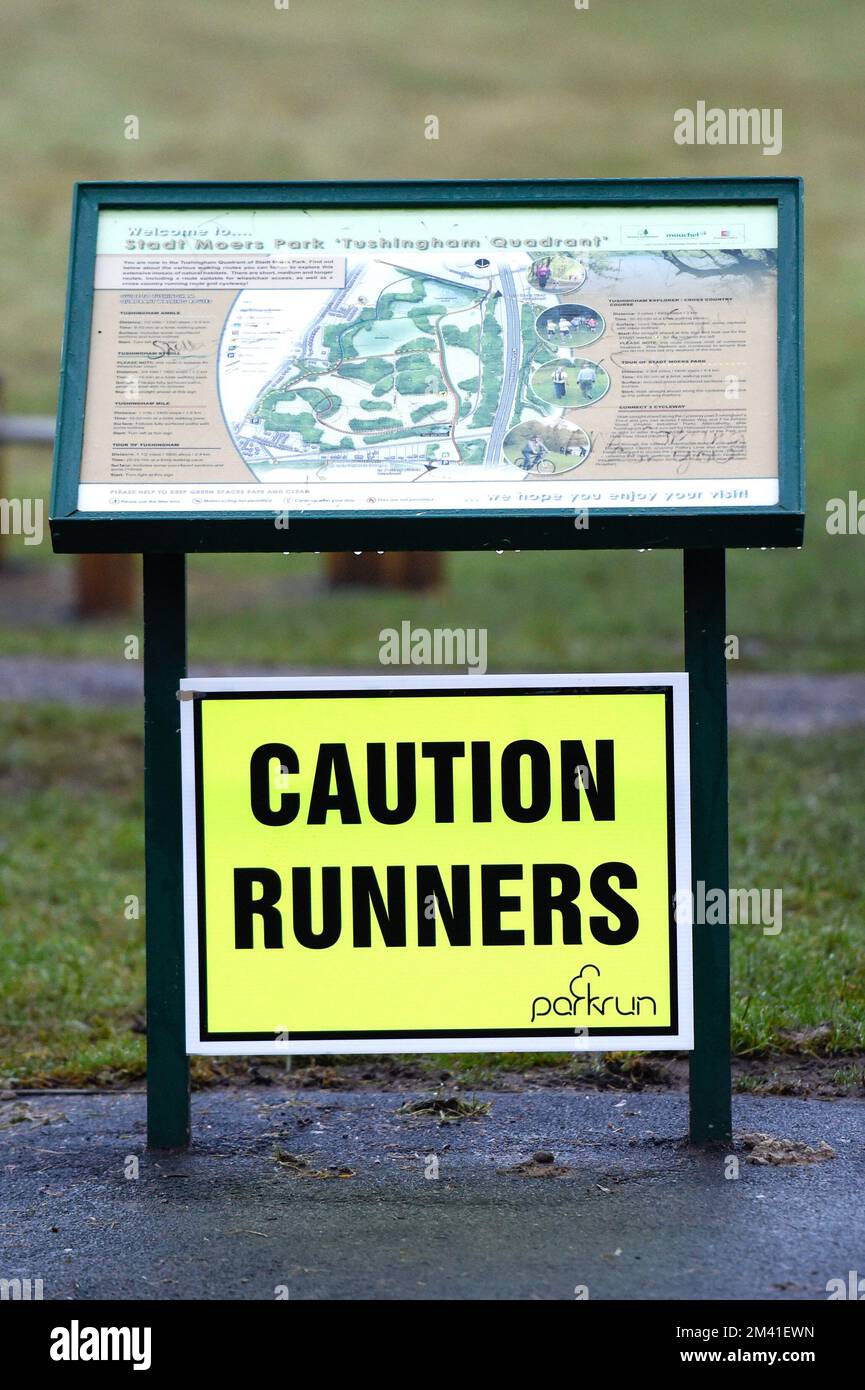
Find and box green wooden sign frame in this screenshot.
[50,177,803,553]
[48,178,806,1153]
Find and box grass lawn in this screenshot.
[1,704,862,1088]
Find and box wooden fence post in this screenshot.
[75,554,138,618]
[326,552,443,591]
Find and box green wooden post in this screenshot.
[144,553,190,1148]
[684,549,732,1145]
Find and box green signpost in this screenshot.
[50,178,803,1148]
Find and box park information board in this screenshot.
[180,675,693,1054]
[50,179,803,552]
[47,180,803,1145]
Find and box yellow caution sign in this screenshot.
[181,676,692,1053]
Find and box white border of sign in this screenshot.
[180,673,693,1054]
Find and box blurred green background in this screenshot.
[1,0,863,1085]
[1,0,864,669]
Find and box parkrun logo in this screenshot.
[530,963,657,1024]
[50,1321,152,1371]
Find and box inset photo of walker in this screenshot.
[531,356,611,408]
[531,250,588,292]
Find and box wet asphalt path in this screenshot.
[1,1089,862,1301]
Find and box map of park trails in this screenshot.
[222,252,544,480]
[218,244,778,493]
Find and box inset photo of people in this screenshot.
[536,303,605,349]
[503,419,592,474]
[531,357,611,407]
